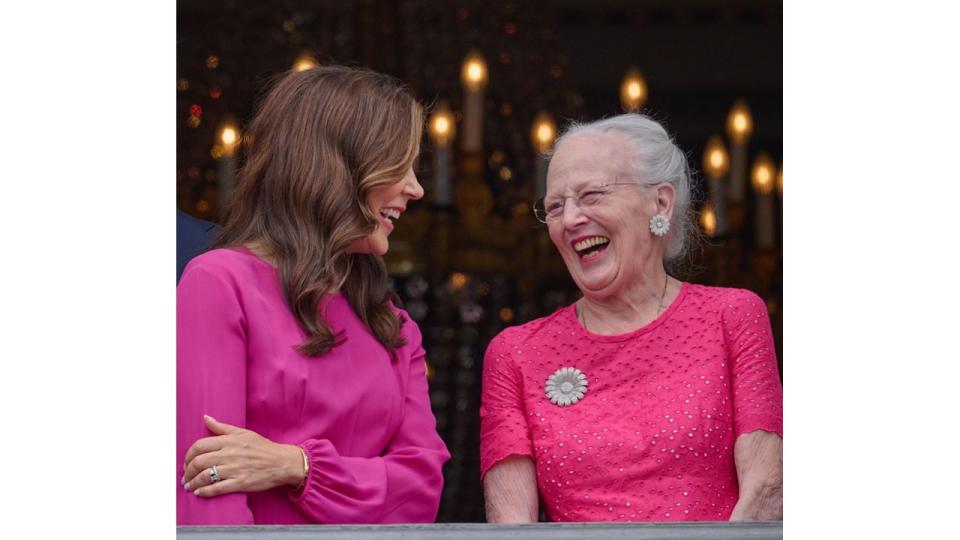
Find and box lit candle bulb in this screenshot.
[702,135,729,236]
[216,121,240,215]
[726,100,753,204]
[428,101,455,207]
[751,152,776,250]
[460,50,487,153]
[293,51,318,72]
[700,203,717,238]
[777,165,783,197]
[531,111,557,200]
[620,67,648,113]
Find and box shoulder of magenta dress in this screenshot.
[177,248,450,525]
[479,282,782,522]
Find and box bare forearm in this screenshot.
[483,456,538,523]
[734,479,782,520]
[730,430,782,520]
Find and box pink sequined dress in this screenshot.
[177,247,450,525]
[480,283,782,521]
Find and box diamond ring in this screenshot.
[210,464,221,483]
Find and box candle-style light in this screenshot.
[449,272,468,290]
[293,52,318,72]
[428,101,455,207]
[531,111,557,200]
[777,165,783,197]
[726,100,753,204]
[700,203,718,238]
[751,151,776,249]
[460,50,488,153]
[776,164,783,251]
[702,135,729,236]
[620,67,648,113]
[216,121,240,214]
[752,153,775,194]
[220,126,239,154]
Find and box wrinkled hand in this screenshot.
[182,415,304,497]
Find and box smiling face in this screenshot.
[546,131,673,298]
[347,166,424,255]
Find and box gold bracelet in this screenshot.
[294,446,309,492]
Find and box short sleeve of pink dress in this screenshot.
[479,327,536,472]
[479,283,782,522]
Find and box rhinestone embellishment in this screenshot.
[545,367,588,406]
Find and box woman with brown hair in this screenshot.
[176,65,450,525]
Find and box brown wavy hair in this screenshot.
[212,65,423,358]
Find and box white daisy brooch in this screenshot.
[545,367,588,406]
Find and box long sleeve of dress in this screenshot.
[723,289,783,438]
[176,264,255,525]
[288,317,450,524]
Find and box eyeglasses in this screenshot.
[532,181,640,223]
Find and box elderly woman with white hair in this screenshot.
[480,113,782,522]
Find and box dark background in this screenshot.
[177,0,782,522]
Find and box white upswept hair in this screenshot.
[550,113,696,263]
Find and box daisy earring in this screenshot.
[649,213,670,237]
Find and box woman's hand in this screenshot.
[182,415,305,497]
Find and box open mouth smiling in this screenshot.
[571,235,610,260]
[378,207,403,228]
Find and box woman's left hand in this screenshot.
[182,415,305,497]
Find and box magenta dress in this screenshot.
[177,247,450,525]
[480,283,782,522]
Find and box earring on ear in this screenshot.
[649,213,670,237]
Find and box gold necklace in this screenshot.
[655,274,669,316]
[578,275,670,330]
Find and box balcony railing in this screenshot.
[179,521,782,540]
